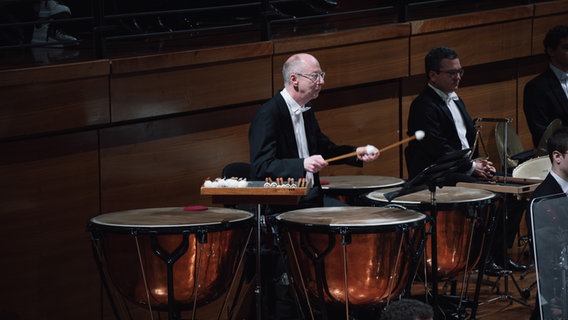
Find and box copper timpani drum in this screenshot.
[365,186,496,279]
[88,207,253,318]
[321,175,405,205]
[276,206,426,317]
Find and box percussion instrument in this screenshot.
[321,175,404,205]
[512,155,551,180]
[536,118,563,156]
[276,206,426,316]
[365,186,496,279]
[88,207,253,318]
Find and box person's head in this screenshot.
[282,53,325,106]
[546,127,568,180]
[380,299,434,320]
[543,25,568,71]
[425,46,463,94]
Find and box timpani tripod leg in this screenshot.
[470,200,498,319]
[90,237,122,320]
[150,233,191,320]
[256,204,262,320]
[404,221,428,297]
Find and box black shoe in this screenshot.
[506,258,529,272]
[484,260,504,276]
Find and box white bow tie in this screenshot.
[446,92,459,104]
[294,106,311,115]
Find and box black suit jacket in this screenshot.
[523,67,568,148]
[405,86,477,183]
[249,92,361,205]
[532,173,564,199]
[528,172,565,232]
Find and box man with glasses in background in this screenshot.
[405,46,494,183]
[248,52,379,319]
[405,46,527,277]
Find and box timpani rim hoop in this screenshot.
[320,175,405,189]
[366,186,496,207]
[88,207,254,234]
[276,206,426,233]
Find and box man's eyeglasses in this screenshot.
[437,69,465,78]
[296,72,326,82]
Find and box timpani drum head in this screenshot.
[90,206,253,231]
[277,206,425,232]
[512,156,551,180]
[321,175,404,190]
[365,186,495,207]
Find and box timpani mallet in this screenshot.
[324,130,426,163]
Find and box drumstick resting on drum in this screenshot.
[325,130,425,163]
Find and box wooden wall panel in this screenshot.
[318,99,400,177]
[459,80,519,171]
[111,57,273,122]
[531,13,568,55]
[99,105,257,212]
[272,24,410,53]
[109,42,274,122]
[272,37,409,91]
[517,56,550,149]
[533,0,568,17]
[315,82,401,178]
[401,76,426,179]
[0,61,110,139]
[410,20,532,75]
[110,42,273,74]
[0,131,101,320]
[410,6,533,35]
[518,73,538,149]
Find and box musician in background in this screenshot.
[524,25,568,149]
[405,46,495,185]
[529,127,568,320]
[405,46,527,276]
[248,52,379,319]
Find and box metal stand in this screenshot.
[384,149,472,319]
[256,204,263,320]
[483,118,529,308]
[485,193,529,307]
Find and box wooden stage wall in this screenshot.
[1,1,568,319]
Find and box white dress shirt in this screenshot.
[280,88,313,181]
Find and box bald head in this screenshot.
[282,53,318,85]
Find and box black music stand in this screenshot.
[384,149,470,319]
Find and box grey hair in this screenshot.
[282,54,307,85]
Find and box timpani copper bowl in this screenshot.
[365,186,497,280]
[88,207,253,314]
[276,206,426,317]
